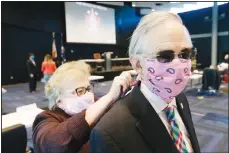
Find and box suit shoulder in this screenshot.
[94,94,134,132]
[26,60,31,64]
[178,92,188,101]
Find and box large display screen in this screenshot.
[65,2,116,44]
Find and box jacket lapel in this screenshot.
[128,82,179,153]
[176,94,200,153]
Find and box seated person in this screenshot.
[90,12,200,153]
[202,65,221,92]
[32,61,133,153]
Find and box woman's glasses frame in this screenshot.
[75,85,94,96]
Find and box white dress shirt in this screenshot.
[140,83,194,152]
[30,59,36,66]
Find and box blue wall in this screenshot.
[115,6,141,47]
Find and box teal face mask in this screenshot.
[30,56,35,60]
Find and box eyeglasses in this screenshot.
[75,85,93,96]
[144,48,196,63]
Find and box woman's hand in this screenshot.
[85,70,136,126]
[107,70,134,103]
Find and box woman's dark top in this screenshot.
[32,107,91,153]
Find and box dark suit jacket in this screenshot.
[26,59,38,75]
[90,82,200,153]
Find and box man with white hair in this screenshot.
[90,12,200,153]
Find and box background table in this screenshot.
[2,103,44,140]
[89,75,104,81]
[189,74,203,88]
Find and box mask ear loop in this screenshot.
[54,95,62,110]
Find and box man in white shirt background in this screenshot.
[26,53,38,93]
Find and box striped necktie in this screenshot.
[165,106,188,153]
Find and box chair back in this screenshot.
[2,124,27,153]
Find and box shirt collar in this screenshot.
[30,59,36,65]
[140,83,176,114]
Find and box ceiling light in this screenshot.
[132,3,136,7]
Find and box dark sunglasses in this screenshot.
[75,85,93,96]
[145,48,196,63]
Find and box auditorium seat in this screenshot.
[2,124,33,153]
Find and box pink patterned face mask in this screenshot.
[141,58,191,103]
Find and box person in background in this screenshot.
[33,61,133,153]
[26,53,38,93]
[41,54,56,84]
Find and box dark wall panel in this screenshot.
[192,37,212,68]
[218,3,229,32]
[179,7,213,34]
[192,35,229,68]
[2,2,64,33]
[1,24,61,85]
[179,4,229,34]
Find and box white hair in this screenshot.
[45,61,91,110]
[128,11,183,57]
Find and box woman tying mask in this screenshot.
[32,61,133,153]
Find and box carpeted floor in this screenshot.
[2,81,228,152]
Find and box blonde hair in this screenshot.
[45,61,91,109]
[44,54,53,63]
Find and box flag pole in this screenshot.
[61,33,66,64]
[52,32,57,59]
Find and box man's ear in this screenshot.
[129,56,143,74]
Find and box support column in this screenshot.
[211,2,218,67]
